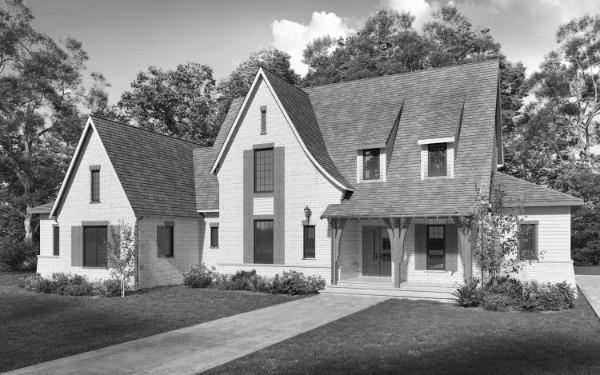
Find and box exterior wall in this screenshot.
[39,215,57,257]
[214,78,342,282]
[137,216,203,288]
[37,128,135,281]
[513,206,576,287]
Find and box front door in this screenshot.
[362,226,391,277]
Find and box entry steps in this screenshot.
[321,280,458,303]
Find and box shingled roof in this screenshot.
[493,172,583,207]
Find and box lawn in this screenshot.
[0,271,300,372]
[575,265,600,275]
[208,294,600,375]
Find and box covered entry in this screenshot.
[362,226,391,277]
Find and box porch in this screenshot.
[325,216,474,298]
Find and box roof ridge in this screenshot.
[259,66,309,96]
[90,115,208,148]
[302,58,499,92]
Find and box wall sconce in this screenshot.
[304,206,312,223]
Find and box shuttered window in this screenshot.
[254,148,274,192]
[90,169,100,202]
[363,149,380,180]
[53,226,59,256]
[519,223,538,260]
[428,143,447,177]
[210,226,219,248]
[303,225,315,259]
[157,222,174,257]
[83,226,107,267]
[427,225,445,270]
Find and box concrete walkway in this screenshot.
[577,275,600,319]
[7,294,387,375]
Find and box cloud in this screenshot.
[382,0,433,29]
[272,11,353,76]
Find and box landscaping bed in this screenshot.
[0,271,302,372]
[207,295,600,375]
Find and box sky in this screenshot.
[24,0,600,104]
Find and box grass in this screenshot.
[208,294,600,375]
[0,271,300,372]
[575,265,600,275]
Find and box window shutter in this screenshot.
[415,224,427,270]
[157,226,166,257]
[445,224,458,272]
[71,226,83,266]
[243,150,254,263]
[273,147,285,264]
[109,225,121,257]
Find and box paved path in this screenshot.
[577,275,600,318]
[6,294,387,375]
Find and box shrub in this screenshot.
[183,264,216,288]
[62,283,94,296]
[454,278,482,307]
[572,244,600,266]
[0,241,37,271]
[101,279,124,297]
[485,276,523,299]
[482,292,516,312]
[19,274,53,293]
[268,271,325,295]
[521,281,576,311]
[228,270,263,291]
[18,273,125,297]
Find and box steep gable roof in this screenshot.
[52,116,203,218]
[494,172,583,207]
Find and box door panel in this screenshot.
[362,227,391,277]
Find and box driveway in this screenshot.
[6,294,387,375]
[577,275,600,319]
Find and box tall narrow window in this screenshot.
[363,148,380,180]
[53,226,60,256]
[157,222,175,257]
[254,220,274,264]
[519,223,538,260]
[303,225,315,259]
[210,225,219,248]
[90,169,100,202]
[428,143,447,177]
[260,105,267,135]
[254,148,274,192]
[427,225,445,270]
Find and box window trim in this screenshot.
[518,221,539,261]
[90,167,101,203]
[52,225,59,256]
[303,225,316,259]
[254,147,274,193]
[362,148,381,181]
[427,143,448,178]
[210,223,219,248]
[426,224,446,270]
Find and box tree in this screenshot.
[107,222,137,297]
[118,63,220,145]
[0,0,87,245]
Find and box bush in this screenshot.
[19,273,53,293]
[183,264,216,288]
[0,241,37,271]
[268,271,325,295]
[454,278,482,307]
[521,281,576,311]
[102,279,124,297]
[484,276,524,299]
[18,273,125,297]
[482,292,516,312]
[572,243,600,266]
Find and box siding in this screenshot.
[214,78,341,279]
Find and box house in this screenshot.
[32,60,582,293]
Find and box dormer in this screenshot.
[356,144,386,183]
[418,137,455,180]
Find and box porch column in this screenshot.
[383,218,412,288]
[330,218,347,285]
[461,221,476,281]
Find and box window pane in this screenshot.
[91,170,100,201]
[428,143,447,177]
[363,149,380,180]
[84,226,107,267]
[427,225,445,270]
[211,226,219,248]
[303,225,315,258]
[519,224,537,260]
[53,226,60,256]
[254,220,274,264]
[165,226,174,257]
[254,148,274,192]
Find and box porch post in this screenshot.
[330,218,346,285]
[462,221,475,281]
[383,218,411,288]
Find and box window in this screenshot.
[210,225,219,248]
[363,148,380,180]
[428,143,447,177]
[157,222,174,257]
[303,225,315,259]
[90,169,100,202]
[53,226,59,256]
[519,223,538,260]
[254,220,274,264]
[427,225,445,270]
[260,106,267,134]
[254,148,274,192]
[83,226,107,267]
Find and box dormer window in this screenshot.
[428,143,447,177]
[363,149,380,180]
